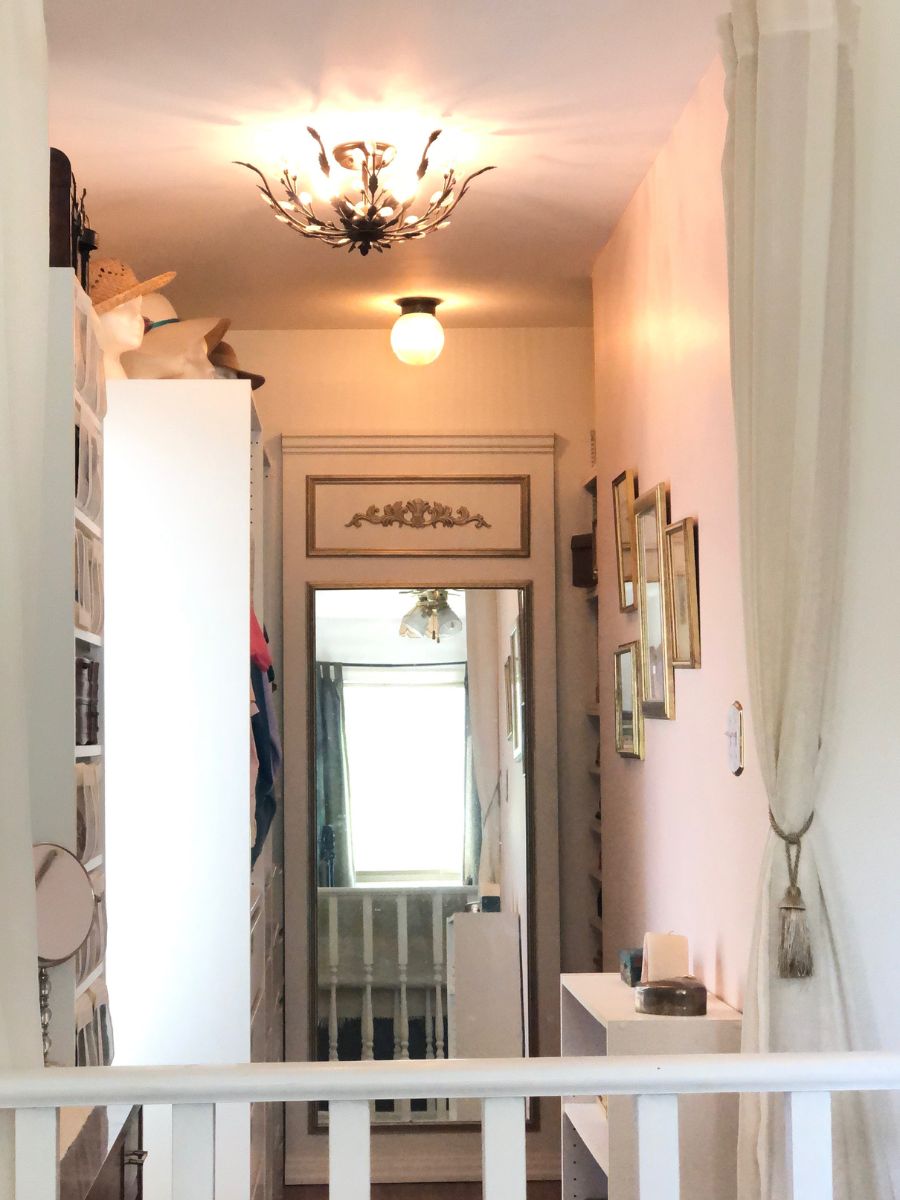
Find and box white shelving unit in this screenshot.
[105,380,283,1200]
[561,973,741,1200]
[32,269,109,1069]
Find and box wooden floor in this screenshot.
[284,1183,560,1200]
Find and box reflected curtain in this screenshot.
[0,0,48,1187]
[465,591,501,885]
[721,3,887,1196]
[462,671,482,885]
[315,663,353,887]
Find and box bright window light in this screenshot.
[342,665,466,882]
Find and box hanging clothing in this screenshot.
[250,663,277,865]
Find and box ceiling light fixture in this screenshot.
[236,128,495,257]
[399,589,463,643]
[391,297,444,366]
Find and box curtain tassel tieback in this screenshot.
[769,809,814,979]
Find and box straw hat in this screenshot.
[89,257,176,315]
[209,340,266,391]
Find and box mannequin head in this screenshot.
[97,296,144,380]
[121,299,225,382]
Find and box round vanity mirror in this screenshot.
[33,843,95,966]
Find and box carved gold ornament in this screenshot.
[345,498,492,531]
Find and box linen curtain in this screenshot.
[464,591,501,885]
[315,663,354,887]
[721,3,887,1196]
[0,0,48,1187]
[462,672,483,886]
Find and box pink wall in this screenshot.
[591,62,766,1009]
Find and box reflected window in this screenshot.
[342,665,466,883]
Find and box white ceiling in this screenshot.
[46,0,721,330]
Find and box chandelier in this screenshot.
[236,127,494,256]
[399,589,463,643]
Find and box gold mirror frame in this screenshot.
[665,516,701,669]
[613,642,644,759]
[305,581,540,1134]
[634,482,675,720]
[611,469,638,613]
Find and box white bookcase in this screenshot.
[33,269,108,1068]
[561,973,741,1200]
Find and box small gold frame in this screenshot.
[634,482,675,720]
[665,517,701,668]
[611,469,638,612]
[614,642,644,759]
[503,655,514,740]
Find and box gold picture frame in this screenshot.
[614,642,644,759]
[504,655,514,740]
[611,469,638,612]
[665,517,701,668]
[634,482,675,720]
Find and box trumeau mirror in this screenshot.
[310,585,533,1125]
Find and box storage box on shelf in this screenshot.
[33,269,109,1069]
[560,973,741,1200]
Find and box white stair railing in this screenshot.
[7,1051,900,1200]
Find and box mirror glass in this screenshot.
[33,843,95,966]
[312,586,531,1124]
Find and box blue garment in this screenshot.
[250,662,279,865]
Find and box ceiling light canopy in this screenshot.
[391,297,444,366]
[237,127,495,256]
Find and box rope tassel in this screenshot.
[770,809,814,980]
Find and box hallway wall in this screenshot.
[591,62,766,1009]
[229,325,597,974]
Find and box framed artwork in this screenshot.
[613,642,644,759]
[665,517,701,668]
[509,617,525,762]
[611,470,638,612]
[503,655,514,740]
[634,482,675,720]
[306,474,531,557]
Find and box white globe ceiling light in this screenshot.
[390,297,445,366]
[237,128,495,257]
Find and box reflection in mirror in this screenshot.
[312,586,530,1124]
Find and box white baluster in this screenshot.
[397,894,410,1060]
[15,1108,57,1200]
[432,892,446,1117]
[636,1094,680,1200]
[425,986,434,1060]
[482,1098,526,1200]
[788,1092,832,1199]
[328,894,339,1062]
[396,893,411,1119]
[361,894,374,1061]
[392,990,401,1060]
[172,1103,216,1200]
[329,1099,370,1200]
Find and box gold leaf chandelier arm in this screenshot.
[306,126,332,177]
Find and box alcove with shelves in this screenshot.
[580,455,603,970]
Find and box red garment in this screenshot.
[250,608,272,671]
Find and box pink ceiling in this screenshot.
[46,0,722,329]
